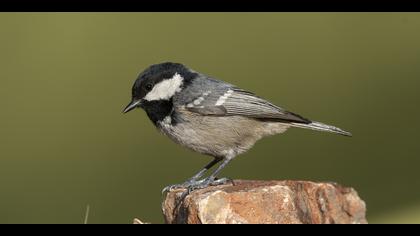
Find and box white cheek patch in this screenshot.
[144,73,184,101]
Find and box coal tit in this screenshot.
[123,62,351,192]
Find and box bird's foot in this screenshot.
[162,179,205,194]
[162,177,233,194]
[186,177,232,193]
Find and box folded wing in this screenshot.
[183,87,311,124]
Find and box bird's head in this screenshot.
[123,62,196,113]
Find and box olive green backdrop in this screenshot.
[0,13,419,224]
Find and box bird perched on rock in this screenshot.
[123,62,351,193]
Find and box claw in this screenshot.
[161,183,185,194]
[162,179,206,194]
[212,177,232,186]
[186,177,233,193]
[162,177,233,195]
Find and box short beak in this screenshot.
[123,100,142,114]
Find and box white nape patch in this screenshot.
[144,73,184,101]
[215,89,233,106]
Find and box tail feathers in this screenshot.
[291,121,352,137]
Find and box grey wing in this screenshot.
[178,84,310,124]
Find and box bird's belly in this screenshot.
[158,112,289,159]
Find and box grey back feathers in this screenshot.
[174,74,310,124]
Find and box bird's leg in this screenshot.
[162,158,221,193]
[188,158,221,182]
[187,156,235,192]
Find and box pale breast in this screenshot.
[158,108,290,159]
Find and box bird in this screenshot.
[123,62,351,193]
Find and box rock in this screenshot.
[162,180,367,224]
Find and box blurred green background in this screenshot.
[0,13,419,224]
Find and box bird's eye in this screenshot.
[145,84,153,91]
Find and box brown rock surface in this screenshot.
[162,180,367,224]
